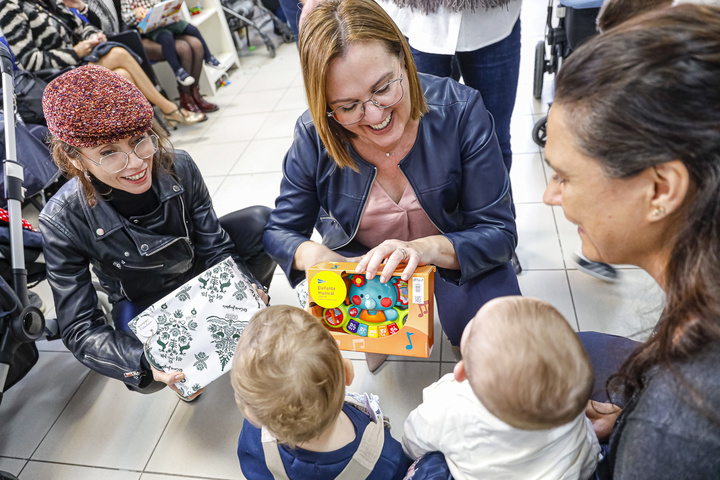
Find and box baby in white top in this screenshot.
[403,296,601,480]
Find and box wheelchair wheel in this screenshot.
[532,115,548,148]
[533,40,546,100]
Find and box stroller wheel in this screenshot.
[533,40,546,100]
[532,115,548,148]
[266,42,276,58]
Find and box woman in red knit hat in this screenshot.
[38,65,276,399]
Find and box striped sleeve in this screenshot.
[0,0,78,71]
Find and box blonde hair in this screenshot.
[463,296,593,430]
[298,0,428,171]
[231,306,346,447]
[48,119,174,207]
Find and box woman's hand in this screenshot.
[586,400,622,442]
[73,39,96,58]
[356,239,423,283]
[134,7,149,21]
[356,236,458,283]
[89,32,107,46]
[150,365,204,401]
[253,284,270,305]
[60,0,85,9]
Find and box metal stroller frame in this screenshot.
[532,0,603,147]
[0,44,45,408]
[221,0,294,58]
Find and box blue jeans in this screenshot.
[409,18,521,174]
[277,0,302,41]
[335,241,521,346]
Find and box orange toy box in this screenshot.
[307,262,435,358]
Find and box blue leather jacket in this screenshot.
[39,152,251,388]
[264,74,517,287]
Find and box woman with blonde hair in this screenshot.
[264,0,520,370]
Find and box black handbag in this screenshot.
[10,70,48,125]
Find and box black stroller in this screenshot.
[0,41,47,425]
[221,0,294,58]
[532,0,603,147]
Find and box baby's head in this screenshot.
[231,305,353,447]
[455,296,593,430]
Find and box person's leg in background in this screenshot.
[179,23,220,66]
[153,29,194,86]
[277,0,302,41]
[92,47,182,116]
[455,18,521,176]
[407,45,454,78]
[177,35,219,113]
[219,206,277,289]
[456,19,522,273]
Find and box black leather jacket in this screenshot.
[264,74,517,287]
[39,151,253,388]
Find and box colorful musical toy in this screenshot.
[322,275,409,338]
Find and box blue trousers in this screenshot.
[409,19,521,175]
[335,241,521,346]
[277,0,302,40]
[578,331,640,407]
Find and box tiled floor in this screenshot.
[0,3,665,479]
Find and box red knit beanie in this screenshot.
[42,65,155,148]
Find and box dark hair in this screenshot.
[49,120,175,206]
[555,4,720,407]
[596,0,672,33]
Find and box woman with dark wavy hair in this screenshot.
[543,4,720,477]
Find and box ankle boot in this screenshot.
[180,92,203,115]
[191,85,219,113]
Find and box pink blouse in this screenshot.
[354,181,440,248]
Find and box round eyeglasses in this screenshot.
[79,133,159,174]
[327,74,404,126]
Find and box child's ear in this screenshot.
[453,360,467,382]
[343,358,355,386]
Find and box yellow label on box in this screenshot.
[309,271,347,308]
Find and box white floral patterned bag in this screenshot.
[128,257,265,398]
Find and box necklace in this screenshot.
[385,152,395,157]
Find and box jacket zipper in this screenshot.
[84,353,143,378]
[144,195,192,256]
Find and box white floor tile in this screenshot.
[230,137,292,175]
[0,457,26,477]
[346,359,441,442]
[0,352,89,458]
[518,270,578,330]
[515,203,565,270]
[510,114,543,156]
[570,269,665,340]
[254,109,307,140]
[186,141,249,178]
[244,68,298,93]
[32,373,179,470]
[212,173,284,217]
[144,374,244,479]
[201,112,270,143]
[19,462,141,480]
[141,474,234,480]
[510,152,548,204]
[222,89,286,116]
[275,86,308,112]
